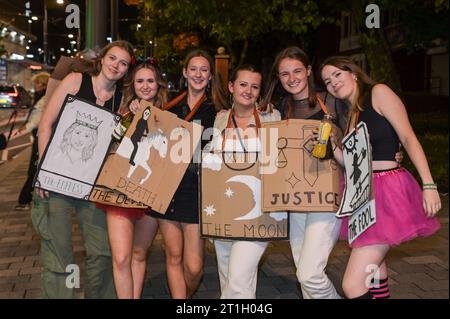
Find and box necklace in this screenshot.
[92,76,116,112]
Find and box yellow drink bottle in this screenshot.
[312,114,333,159]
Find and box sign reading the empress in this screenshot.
[35,94,118,199]
[261,119,342,212]
[96,101,202,214]
[201,151,288,240]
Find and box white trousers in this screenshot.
[289,212,342,299]
[214,239,269,299]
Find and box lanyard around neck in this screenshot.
[163,91,206,121]
[345,110,360,136]
[221,107,261,152]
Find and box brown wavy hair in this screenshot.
[182,49,227,111]
[261,46,316,111]
[119,62,168,114]
[319,56,376,112]
[93,40,135,83]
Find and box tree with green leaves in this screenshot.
[127,0,448,92]
[130,0,340,69]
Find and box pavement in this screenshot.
[0,146,448,299]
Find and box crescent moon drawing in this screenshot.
[226,175,262,221]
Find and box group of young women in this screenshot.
[32,40,441,299]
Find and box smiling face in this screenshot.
[70,125,93,151]
[100,46,131,81]
[229,70,262,109]
[278,58,311,100]
[183,56,212,93]
[134,68,158,102]
[321,64,358,102]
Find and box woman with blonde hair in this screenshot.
[13,72,50,210]
[98,60,168,299]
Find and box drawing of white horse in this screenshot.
[116,129,168,184]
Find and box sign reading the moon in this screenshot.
[260,119,343,212]
[200,151,288,241]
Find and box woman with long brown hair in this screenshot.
[320,56,440,299]
[147,49,226,298]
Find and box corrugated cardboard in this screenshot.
[89,185,148,209]
[96,100,202,214]
[261,119,342,212]
[201,151,289,241]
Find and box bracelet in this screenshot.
[422,183,437,190]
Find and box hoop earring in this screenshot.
[229,94,235,108]
[184,78,188,88]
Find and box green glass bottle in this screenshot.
[112,111,134,142]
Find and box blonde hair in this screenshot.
[119,62,168,113]
[31,72,50,86]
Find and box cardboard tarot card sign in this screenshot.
[347,199,376,244]
[201,151,288,241]
[96,101,202,213]
[89,185,148,209]
[260,119,342,212]
[35,94,118,199]
[336,122,374,218]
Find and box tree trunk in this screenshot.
[352,0,402,92]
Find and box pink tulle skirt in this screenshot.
[340,167,441,248]
[96,203,147,219]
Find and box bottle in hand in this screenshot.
[312,113,333,159]
[112,111,134,142]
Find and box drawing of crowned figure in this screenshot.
[129,107,151,166]
[60,111,102,165]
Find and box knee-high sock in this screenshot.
[370,277,390,299]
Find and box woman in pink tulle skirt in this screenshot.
[319,56,441,299]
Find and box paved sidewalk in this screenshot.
[0,147,448,299]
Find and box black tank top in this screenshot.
[358,89,399,161]
[75,73,122,113]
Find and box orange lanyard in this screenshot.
[163,91,207,122]
[344,110,360,136]
[221,107,261,151]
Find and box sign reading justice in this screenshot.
[260,119,342,212]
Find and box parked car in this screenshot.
[0,84,32,109]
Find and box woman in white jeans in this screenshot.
[208,64,286,298]
[261,47,347,299]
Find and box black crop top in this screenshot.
[358,89,400,161]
